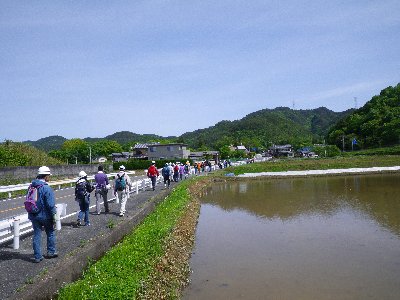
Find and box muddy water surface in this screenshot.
[183,174,400,300]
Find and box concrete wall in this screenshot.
[0,164,113,181]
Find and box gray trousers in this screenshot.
[95,189,109,213]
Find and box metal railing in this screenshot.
[0,171,136,199]
[0,172,165,249]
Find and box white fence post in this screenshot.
[13,219,20,250]
[142,180,146,191]
[55,204,65,231]
[136,181,139,194]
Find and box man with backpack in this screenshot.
[94,165,110,215]
[161,163,171,189]
[147,161,159,191]
[27,166,58,263]
[114,165,132,217]
[75,171,95,226]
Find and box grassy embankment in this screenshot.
[223,155,400,175]
[57,177,207,300]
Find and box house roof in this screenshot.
[134,143,151,149]
[149,143,188,147]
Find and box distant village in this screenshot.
[101,143,318,164]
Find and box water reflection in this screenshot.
[184,173,400,300]
[202,174,400,235]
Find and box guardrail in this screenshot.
[0,203,68,249]
[0,165,225,249]
[0,175,163,249]
[0,171,137,199]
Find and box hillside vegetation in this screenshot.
[327,83,400,149]
[179,107,352,149]
[0,140,63,168]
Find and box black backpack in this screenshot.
[75,180,87,200]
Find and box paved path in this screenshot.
[0,179,180,300]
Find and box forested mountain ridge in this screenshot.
[24,132,170,152]
[22,107,353,152]
[327,83,400,149]
[25,135,67,152]
[179,107,353,149]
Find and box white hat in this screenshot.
[38,166,51,175]
[119,165,125,170]
[79,171,87,178]
[151,161,156,164]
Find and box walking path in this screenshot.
[0,181,178,300]
[2,166,399,299]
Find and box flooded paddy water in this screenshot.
[183,173,400,299]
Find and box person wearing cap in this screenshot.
[94,165,110,215]
[114,165,132,217]
[147,161,159,191]
[75,170,95,226]
[28,166,58,263]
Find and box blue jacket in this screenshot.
[28,179,56,221]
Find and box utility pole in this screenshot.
[354,97,358,109]
[342,135,345,152]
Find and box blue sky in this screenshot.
[1,1,399,142]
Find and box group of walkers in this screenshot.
[75,165,133,223]
[160,161,191,189]
[27,164,133,263]
[26,159,215,263]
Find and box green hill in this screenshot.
[24,135,67,152]
[102,131,168,145]
[179,107,352,150]
[327,83,400,149]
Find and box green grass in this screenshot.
[224,155,400,175]
[57,179,194,299]
[342,145,400,156]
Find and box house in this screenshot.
[147,143,190,161]
[269,144,294,158]
[229,145,250,154]
[188,151,220,162]
[111,152,133,162]
[131,143,157,159]
[297,147,319,158]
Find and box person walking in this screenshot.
[179,163,185,180]
[114,165,132,217]
[161,163,171,189]
[94,165,110,215]
[28,166,58,263]
[147,161,159,190]
[75,171,94,226]
[173,163,179,182]
[168,163,174,182]
[184,161,191,178]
